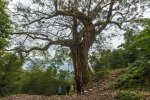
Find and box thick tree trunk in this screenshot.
[70,45,93,85]
[70,23,96,86]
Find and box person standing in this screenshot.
[81,86,85,95]
[66,84,70,95]
[58,86,62,95]
[77,81,82,95]
[94,76,98,86]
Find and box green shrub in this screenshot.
[97,70,108,76]
[116,58,150,90]
[96,70,109,80]
[116,90,146,100]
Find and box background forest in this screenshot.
[0,0,150,99]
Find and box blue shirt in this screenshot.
[58,87,62,93]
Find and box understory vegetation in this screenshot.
[116,90,146,100]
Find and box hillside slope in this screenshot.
[1,68,150,100]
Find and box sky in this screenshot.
[112,36,124,49]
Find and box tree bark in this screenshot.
[70,45,94,85]
[70,22,96,85]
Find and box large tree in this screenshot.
[0,0,11,49]
[0,0,10,37]
[8,0,150,85]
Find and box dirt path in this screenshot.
[1,69,150,100]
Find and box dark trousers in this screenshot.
[66,90,70,95]
[77,88,81,95]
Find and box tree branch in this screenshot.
[96,0,115,34]
[21,13,57,27]
[53,0,58,11]
[109,21,122,29]
[87,0,92,17]
[24,39,73,53]
[11,32,73,54]
[90,0,104,14]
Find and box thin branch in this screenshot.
[22,13,57,27]
[53,0,58,11]
[87,0,92,17]
[90,2,112,20]
[90,0,104,14]
[108,21,122,29]
[96,0,115,34]
[110,12,124,20]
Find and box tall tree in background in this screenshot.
[0,0,11,49]
[128,19,150,58]
[8,0,150,84]
[119,29,139,63]
[0,0,10,96]
[0,0,10,37]
[0,52,23,97]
